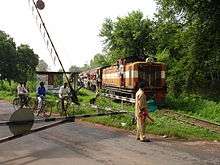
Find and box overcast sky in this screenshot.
[0,0,156,71]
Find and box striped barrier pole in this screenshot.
[0,111,127,144]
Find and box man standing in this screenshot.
[135,81,154,142]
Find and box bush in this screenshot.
[0,81,17,96]
[165,94,220,122]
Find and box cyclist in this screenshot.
[17,82,29,107]
[59,82,70,111]
[36,81,46,110]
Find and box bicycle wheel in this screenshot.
[12,98,20,110]
[24,97,33,110]
[65,97,75,116]
[57,100,64,116]
[57,98,69,116]
[36,101,51,117]
[31,99,38,114]
[42,101,52,117]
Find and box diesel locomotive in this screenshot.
[80,57,167,105]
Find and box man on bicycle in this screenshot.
[59,82,70,111]
[36,81,46,110]
[17,82,29,107]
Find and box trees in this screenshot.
[0,30,39,83]
[16,44,39,82]
[79,64,90,72]
[0,30,17,81]
[99,11,155,64]
[154,0,220,96]
[37,59,49,71]
[69,65,80,72]
[90,53,108,68]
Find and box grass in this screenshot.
[85,111,220,141]
[165,94,220,123]
[147,113,219,140]
[0,84,219,141]
[76,89,220,141]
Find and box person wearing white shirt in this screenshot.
[59,82,70,111]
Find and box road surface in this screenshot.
[0,100,219,165]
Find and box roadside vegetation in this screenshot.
[76,89,220,141]
[166,94,220,123]
[0,81,219,141]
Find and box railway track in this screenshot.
[160,110,220,133]
[90,101,220,134]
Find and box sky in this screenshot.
[0,0,157,71]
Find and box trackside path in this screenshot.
[0,100,220,165]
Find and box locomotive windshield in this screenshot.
[139,64,162,87]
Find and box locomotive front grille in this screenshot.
[138,64,163,88]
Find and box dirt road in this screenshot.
[0,100,219,165]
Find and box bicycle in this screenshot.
[12,95,32,110]
[57,95,79,116]
[32,96,52,117]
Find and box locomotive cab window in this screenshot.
[138,64,161,87]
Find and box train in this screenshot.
[80,56,167,105]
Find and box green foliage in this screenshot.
[154,0,220,97]
[97,5,219,98]
[0,91,13,100]
[90,53,108,68]
[36,59,49,71]
[0,85,219,141]
[79,89,220,141]
[80,89,220,140]
[156,48,170,62]
[26,80,38,93]
[0,80,38,97]
[0,30,17,81]
[165,94,220,123]
[53,74,63,87]
[148,114,220,140]
[16,44,39,82]
[0,30,39,83]
[0,81,17,96]
[99,10,155,64]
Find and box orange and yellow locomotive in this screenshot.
[81,57,167,105]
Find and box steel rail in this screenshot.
[161,110,220,133]
[163,110,220,126]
